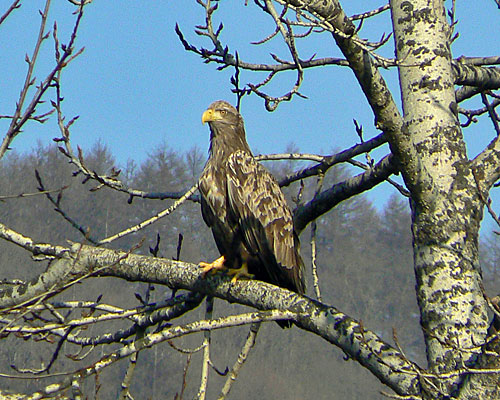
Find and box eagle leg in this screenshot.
[227,262,255,283]
[199,255,227,277]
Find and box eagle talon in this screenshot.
[199,255,226,277]
[227,263,254,283]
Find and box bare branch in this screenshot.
[481,92,500,136]
[471,128,500,190]
[349,4,390,20]
[0,185,67,201]
[453,62,500,91]
[248,0,306,110]
[456,56,500,66]
[276,132,387,187]
[0,0,52,159]
[35,170,98,244]
[456,85,483,103]
[294,154,398,233]
[472,169,500,234]
[218,322,261,399]
[0,221,68,259]
[0,1,85,160]
[458,98,500,127]
[196,297,214,400]
[0,0,21,26]
[176,22,349,71]
[67,0,94,4]
[22,309,297,399]
[97,183,199,245]
[310,173,324,302]
[57,243,422,396]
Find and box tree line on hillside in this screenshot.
[1,142,499,398]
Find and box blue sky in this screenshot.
[1,1,499,222]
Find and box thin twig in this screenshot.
[98,183,199,245]
[350,4,390,20]
[0,186,68,201]
[218,322,261,400]
[196,297,214,400]
[0,0,21,26]
[35,170,98,244]
[20,310,296,399]
[481,92,500,136]
[0,0,85,160]
[310,173,324,302]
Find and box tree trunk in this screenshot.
[390,0,490,395]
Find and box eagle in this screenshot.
[198,100,305,323]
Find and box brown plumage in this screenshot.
[198,101,305,322]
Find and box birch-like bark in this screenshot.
[390,0,489,395]
[0,243,421,396]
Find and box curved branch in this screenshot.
[456,86,483,103]
[277,132,388,187]
[0,238,420,396]
[280,0,410,188]
[53,244,421,396]
[293,154,397,233]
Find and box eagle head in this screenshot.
[202,100,249,155]
[202,101,243,131]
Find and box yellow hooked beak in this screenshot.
[202,108,223,124]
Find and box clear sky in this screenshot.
[1,1,499,223]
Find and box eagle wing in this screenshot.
[226,150,304,293]
[199,163,233,257]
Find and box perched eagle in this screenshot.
[199,100,305,313]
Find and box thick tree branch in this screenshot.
[280,0,412,190]
[471,133,500,191]
[76,244,423,396]
[294,154,397,233]
[456,56,500,67]
[0,221,69,260]
[1,242,420,396]
[277,132,388,187]
[453,62,500,91]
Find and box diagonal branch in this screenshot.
[0,0,21,26]
[33,243,421,397]
[0,1,85,160]
[0,229,421,396]
[218,321,261,399]
[279,0,411,190]
[471,130,500,191]
[276,132,387,187]
[293,154,398,233]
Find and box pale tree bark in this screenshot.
[390,0,493,397]
[277,0,498,397]
[1,0,500,398]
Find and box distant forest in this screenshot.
[1,142,499,399]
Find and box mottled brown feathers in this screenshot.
[199,100,305,299]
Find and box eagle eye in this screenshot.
[220,110,227,116]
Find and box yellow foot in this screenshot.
[227,263,254,284]
[199,255,226,277]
